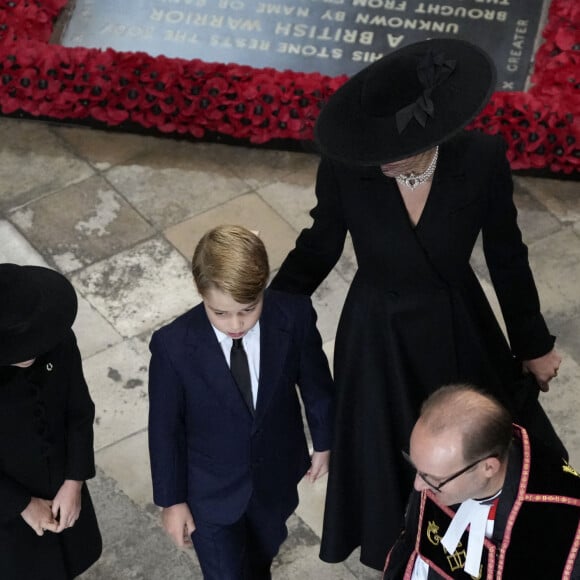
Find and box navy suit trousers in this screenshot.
[191,493,290,580]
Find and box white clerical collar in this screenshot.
[440,490,502,577]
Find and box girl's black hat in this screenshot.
[0,264,77,365]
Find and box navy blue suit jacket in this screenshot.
[148,289,334,526]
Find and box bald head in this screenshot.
[418,384,513,463]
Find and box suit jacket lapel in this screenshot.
[184,307,253,421]
[254,293,291,427]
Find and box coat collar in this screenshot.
[358,132,467,183]
[356,133,473,223]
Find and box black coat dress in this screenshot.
[0,331,101,579]
[270,131,561,570]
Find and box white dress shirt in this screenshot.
[212,323,260,408]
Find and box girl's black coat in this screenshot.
[0,331,101,579]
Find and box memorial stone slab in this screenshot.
[59,0,549,91]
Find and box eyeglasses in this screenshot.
[401,450,498,493]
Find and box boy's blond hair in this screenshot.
[192,225,270,304]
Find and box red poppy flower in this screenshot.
[0,0,577,171]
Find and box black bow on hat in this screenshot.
[395,50,457,134]
[0,264,77,366]
[314,38,496,166]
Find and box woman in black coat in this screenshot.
[270,39,564,571]
[0,264,101,579]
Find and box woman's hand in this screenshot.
[523,349,562,392]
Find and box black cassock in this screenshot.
[270,131,564,570]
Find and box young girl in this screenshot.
[0,263,101,579]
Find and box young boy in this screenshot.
[148,225,334,579]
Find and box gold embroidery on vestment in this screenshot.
[426,520,477,575]
[427,520,441,545]
[563,460,580,478]
[447,548,467,571]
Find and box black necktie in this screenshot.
[230,338,254,415]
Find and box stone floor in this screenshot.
[1,116,579,579]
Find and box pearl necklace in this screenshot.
[395,146,439,190]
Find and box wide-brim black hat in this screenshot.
[0,264,78,365]
[315,38,496,166]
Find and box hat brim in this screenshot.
[0,266,77,365]
[315,38,496,166]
